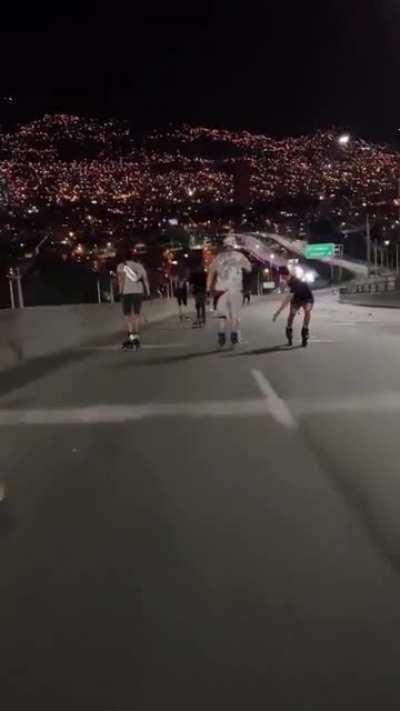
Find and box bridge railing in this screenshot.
[340,276,400,297]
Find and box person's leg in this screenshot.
[287,304,297,329]
[183,292,190,319]
[230,292,242,345]
[122,296,134,348]
[122,295,132,332]
[301,302,312,346]
[131,313,139,335]
[303,302,313,328]
[177,296,183,320]
[129,296,143,348]
[286,302,298,345]
[192,297,200,327]
[216,292,228,346]
[200,296,206,324]
[126,313,134,334]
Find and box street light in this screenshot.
[338,133,351,146]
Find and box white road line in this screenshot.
[289,391,400,417]
[2,390,399,426]
[0,399,270,426]
[308,339,335,343]
[251,369,298,429]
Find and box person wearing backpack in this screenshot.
[117,249,150,350]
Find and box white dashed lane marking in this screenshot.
[251,369,298,429]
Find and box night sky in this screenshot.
[1,1,400,140]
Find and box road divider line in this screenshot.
[2,389,399,426]
[0,399,271,426]
[251,369,298,429]
[289,391,400,417]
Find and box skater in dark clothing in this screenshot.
[175,276,189,321]
[242,272,252,306]
[190,267,207,327]
[273,267,313,347]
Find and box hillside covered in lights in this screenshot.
[0,114,399,257]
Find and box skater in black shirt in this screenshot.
[175,277,189,321]
[190,267,207,327]
[273,268,314,346]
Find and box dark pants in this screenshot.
[195,294,206,323]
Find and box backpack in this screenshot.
[123,262,141,283]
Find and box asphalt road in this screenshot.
[2,294,400,710]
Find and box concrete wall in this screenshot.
[0,297,179,370]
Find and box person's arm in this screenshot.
[207,260,217,293]
[273,292,291,321]
[241,255,252,273]
[117,265,124,294]
[142,267,150,297]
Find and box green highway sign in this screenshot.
[305,243,336,259]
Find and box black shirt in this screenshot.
[288,276,314,303]
[190,271,207,295]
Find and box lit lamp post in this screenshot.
[337,133,351,147]
[337,133,372,276]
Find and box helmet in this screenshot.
[223,234,237,249]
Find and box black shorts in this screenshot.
[176,291,188,307]
[291,298,313,310]
[122,293,143,316]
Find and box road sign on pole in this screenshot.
[305,243,336,259]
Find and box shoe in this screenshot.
[130,334,141,350]
[217,332,226,349]
[122,335,140,351]
[230,331,239,347]
[192,320,199,328]
[286,327,293,347]
[301,327,309,348]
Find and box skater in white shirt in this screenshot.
[207,235,252,348]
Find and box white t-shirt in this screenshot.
[117,260,148,295]
[209,250,252,292]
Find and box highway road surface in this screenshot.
[2,294,400,710]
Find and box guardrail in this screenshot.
[340,276,400,296]
[339,276,400,307]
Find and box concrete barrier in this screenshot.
[0,297,179,370]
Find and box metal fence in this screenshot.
[3,269,176,310]
[340,276,400,297]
